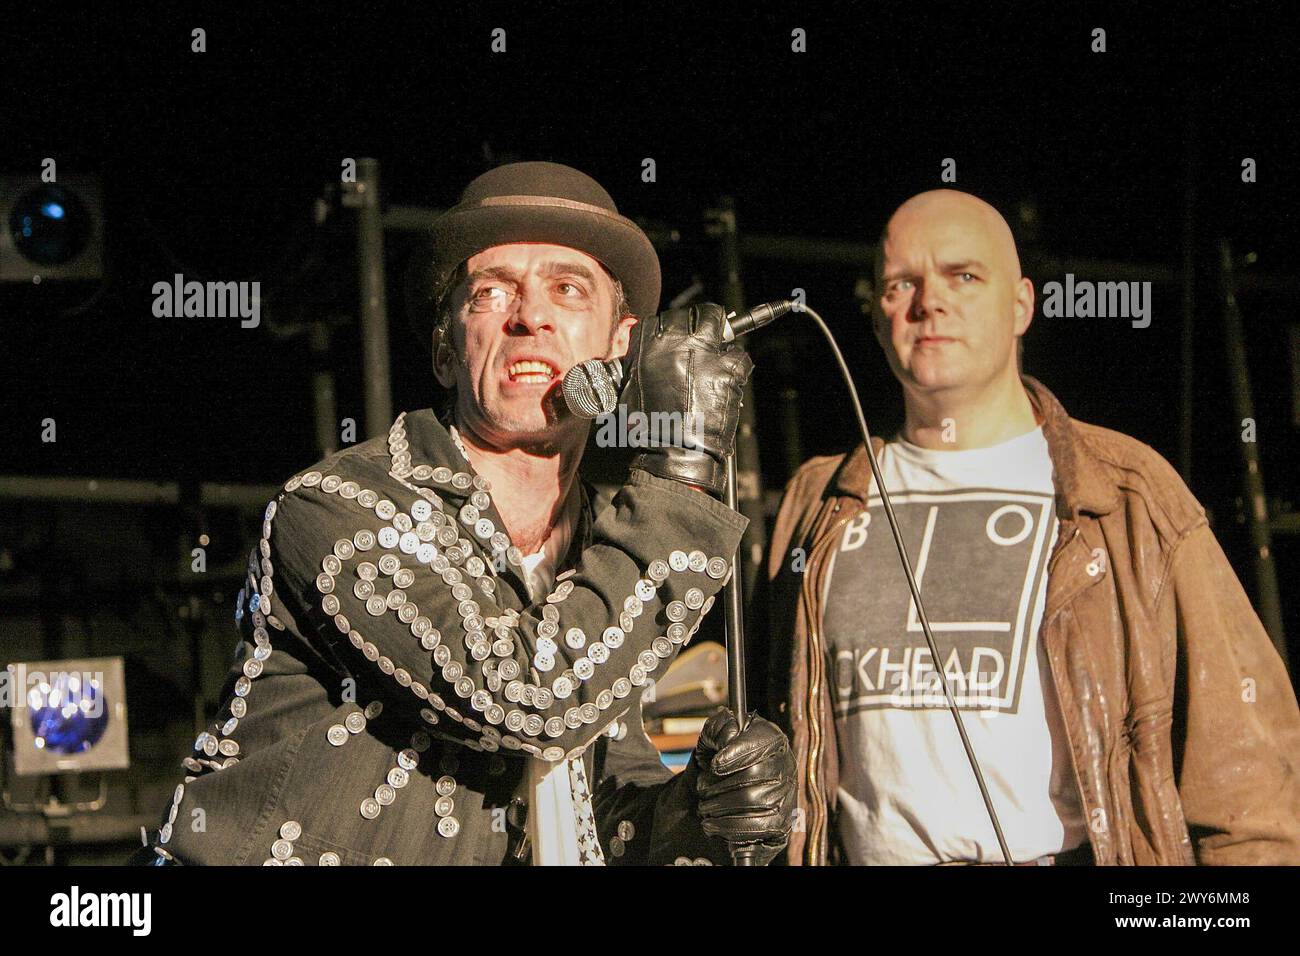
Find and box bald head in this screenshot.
[872,189,1035,401]
[880,190,1022,283]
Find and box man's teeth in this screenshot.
[508,360,555,381]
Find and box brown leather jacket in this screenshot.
[765,376,1300,865]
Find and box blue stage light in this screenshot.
[8,186,89,266]
[27,672,110,755]
[9,657,128,776]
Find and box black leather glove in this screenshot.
[690,708,796,865]
[621,303,754,496]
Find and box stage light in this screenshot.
[6,657,129,775]
[28,671,111,755]
[9,186,90,266]
[0,173,104,282]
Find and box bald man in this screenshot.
[764,190,1300,865]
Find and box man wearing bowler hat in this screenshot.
[143,161,796,865]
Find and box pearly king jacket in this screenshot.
[146,408,748,866]
[765,376,1300,866]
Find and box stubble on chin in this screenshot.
[462,390,580,455]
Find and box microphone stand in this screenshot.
[714,302,1013,866]
[568,302,1011,863]
[722,452,762,866]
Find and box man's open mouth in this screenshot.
[506,359,559,384]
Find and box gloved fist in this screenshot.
[690,708,796,864]
[621,303,754,496]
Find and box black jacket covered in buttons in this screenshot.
[146,408,749,865]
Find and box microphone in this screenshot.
[561,300,796,419]
[721,299,797,342]
[561,357,624,418]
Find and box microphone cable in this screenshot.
[798,304,1013,865]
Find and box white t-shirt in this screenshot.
[822,426,1087,864]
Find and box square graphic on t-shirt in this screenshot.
[824,488,1056,716]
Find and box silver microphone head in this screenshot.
[561,358,623,419]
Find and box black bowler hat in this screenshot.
[405,161,661,349]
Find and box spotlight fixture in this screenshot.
[6,657,129,775]
[1,173,104,282]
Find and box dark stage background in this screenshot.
[1,2,1297,864]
